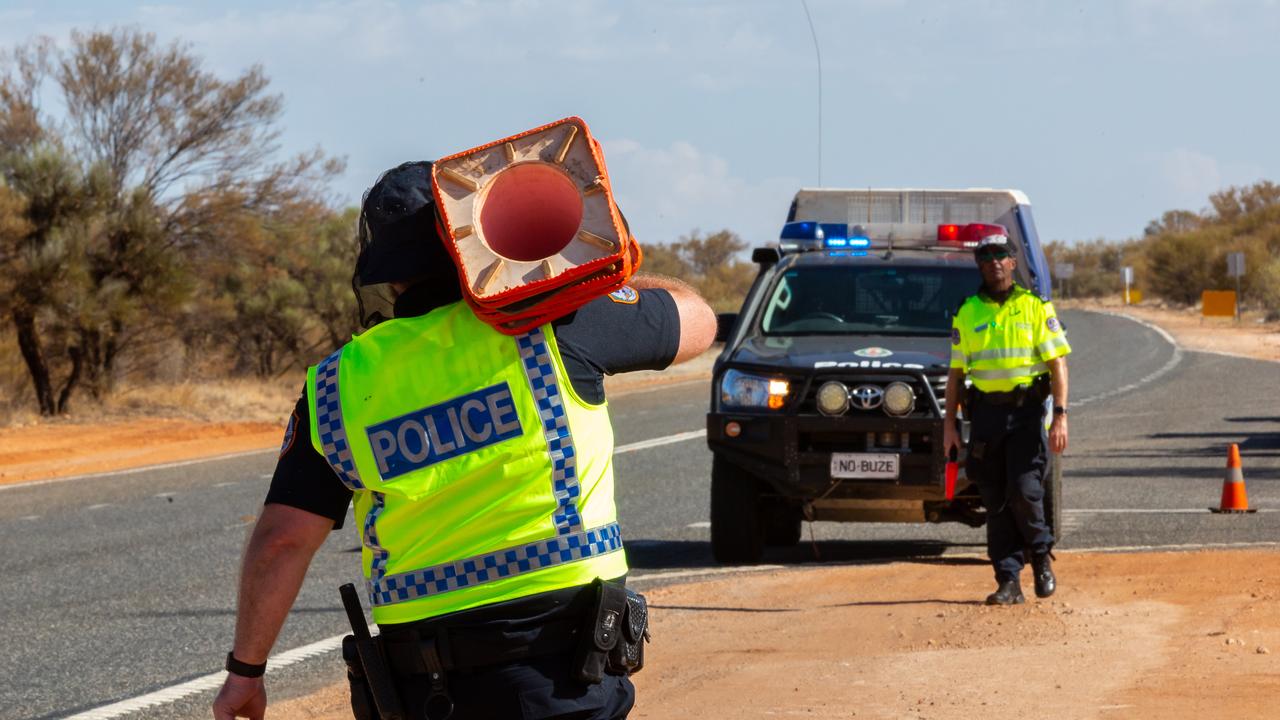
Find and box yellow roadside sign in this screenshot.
[1202,290,1237,317]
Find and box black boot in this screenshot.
[985,578,1025,605]
[1032,552,1056,598]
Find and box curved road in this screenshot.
[1,309,1276,719]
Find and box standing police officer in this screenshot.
[213,161,716,719]
[941,226,1070,606]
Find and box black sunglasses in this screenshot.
[976,248,1011,262]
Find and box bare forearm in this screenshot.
[944,367,966,417]
[1048,357,1068,407]
[232,505,332,663]
[629,272,697,295]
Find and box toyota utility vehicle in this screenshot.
[707,188,1061,563]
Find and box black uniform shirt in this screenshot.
[265,284,681,529]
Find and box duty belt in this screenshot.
[381,616,581,675]
[971,375,1050,407]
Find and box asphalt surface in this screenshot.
[1,309,1276,719]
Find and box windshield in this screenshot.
[759,265,981,336]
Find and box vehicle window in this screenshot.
[759,265,981,336]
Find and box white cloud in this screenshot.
[602,137,801,247]
[1159,148,1222,204]
[1154,148,1267,210]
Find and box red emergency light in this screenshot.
[959,223,1008,248]
[936,224,962,244]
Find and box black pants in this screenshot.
[966,399,1054,582]
[391,653,635,720]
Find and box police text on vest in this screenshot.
[366,383,523,480]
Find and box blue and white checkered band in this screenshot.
[363,492,390,583]
[368,522,623,606]
[516,328,584,535]
[314,349,365,490]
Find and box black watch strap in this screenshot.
[1053,405,1067,416]
[225,652,267,678]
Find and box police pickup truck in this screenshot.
[707,188,1061,563]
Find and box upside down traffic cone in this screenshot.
[1210,443,1257,514]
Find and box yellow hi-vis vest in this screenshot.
[950,284,1071,393]
[306,301,626,624]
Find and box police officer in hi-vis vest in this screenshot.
[942,226,1070,606]
[213,162,716,720]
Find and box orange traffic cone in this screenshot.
[1210,444,1257,513]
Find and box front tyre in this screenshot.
[710,455,766,564]
[1044,452,1064,543]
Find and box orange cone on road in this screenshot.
[1210,444,1257,514]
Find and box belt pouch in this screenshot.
[607,589,650,675]
[573,578,627,684]
[343,635,379,720]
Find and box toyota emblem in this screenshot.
[850,385,884,410]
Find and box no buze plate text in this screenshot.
[830,453,900,479]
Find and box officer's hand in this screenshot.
[1049,415,1068,454]
[212,674,266,720]
[942,423,962,461]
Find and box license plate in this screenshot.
[830,453,900,479]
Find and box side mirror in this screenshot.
[715,313,738,343]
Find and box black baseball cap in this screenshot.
[355,161,454,286]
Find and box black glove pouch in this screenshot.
[573,578,650,683]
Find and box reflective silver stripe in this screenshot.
[516,328,584,535]
[1037,336,1070,356]
[314,349,365,491]
[950,349,968,366]
[367,522,623,606]
[971,347,1036,362]
[970,363,1049,381]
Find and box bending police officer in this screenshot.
[942,227,1070,605]
[212,161,716,719]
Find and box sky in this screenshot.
[1,0,1278,248]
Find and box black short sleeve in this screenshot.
[264,391,353,528]
[551,287,681,405]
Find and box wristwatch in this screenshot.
[225,652,267,678]
[1052,405,1067,417]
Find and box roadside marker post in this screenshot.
[1226,252,1246,323]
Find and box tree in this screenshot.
[641,229,756,312]
[0,27,342,413]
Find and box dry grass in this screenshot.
[96,376,304,424]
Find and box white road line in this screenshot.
[213,481,238,488]
[0,448,278,492]
[153,492,176,498]
[686,521,711,528]
[1067,508,1278,514]
[19,515,39,521]
[1080,540,1280,553]
[6,429,703,496]
[1074,311,1183,407]
[58,533,1280,718]
[63,630,363,720]
[614,429,706,455]
[631,565,786,583]
[86,503,113,510]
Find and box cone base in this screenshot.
[1208,507,1258,514]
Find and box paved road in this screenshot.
[1,309,1276,719]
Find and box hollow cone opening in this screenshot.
[478,163,583,262]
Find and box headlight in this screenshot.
[720,369,790,410]
[883,381,916,416]
[815,381,849,416]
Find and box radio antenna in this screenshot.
[799,0,822,186]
